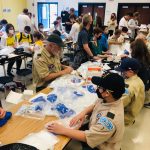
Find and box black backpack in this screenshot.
[18,32,33,43]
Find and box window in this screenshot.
[38,2,58,29]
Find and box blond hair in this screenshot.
[80,14,91,31]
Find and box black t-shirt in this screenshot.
[78,27,89,50]
[61,11,69,23]
[65,18,72,33]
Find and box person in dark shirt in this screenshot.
[65,14,76,33]
[89,27,103,56]
[61,10,69,23]
[98,26,109,52]
[73,14,99,69]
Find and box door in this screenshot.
[117,4,135,24]
[38,3,58,29]
[79,4,93,16]
[93,5,105,24]
[136,5,150,25]
[118,3,150,25]
[78,3,105,22]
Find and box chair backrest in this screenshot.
[0,143,38,150]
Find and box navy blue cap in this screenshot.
[116,58,140,72]
[92,73,125,99]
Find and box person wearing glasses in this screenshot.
[47,73,125,150]
[32,34,73,92]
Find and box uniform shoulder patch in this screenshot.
[97,116,114,131]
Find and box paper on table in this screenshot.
[103,63,111,70]
[0,46,15,55]
[6,90,23,104]
[19,129,59,150]
[8,53,18,58]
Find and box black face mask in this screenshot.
[96,89,107,103]
[96,89,102,98]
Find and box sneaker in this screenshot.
[144,103,150,108]
[7,72,14,77]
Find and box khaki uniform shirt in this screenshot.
[121,75,145,125]
[85,99,124,150]
[32,47,61,87]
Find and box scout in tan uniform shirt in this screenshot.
[116,58,145,125]
[32,34,73,92]
[47,73,125,150]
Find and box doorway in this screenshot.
[38,2,58,29]
[78,3,106,25]
[117,3,150,25]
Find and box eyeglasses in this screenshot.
[97,86,114,93]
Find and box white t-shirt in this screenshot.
[69,22,80,43]
[107,19,117,31]
[119,17,128,29]
[17,14,31,32]
[128,19,139,38]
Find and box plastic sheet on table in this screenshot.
[19,130,59,150]
[49,74,85,88]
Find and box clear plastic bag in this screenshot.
[31,96,47,103]
[47,94,57,103]
[15,103,45,120]
[29,93,47,103]
[82,84,96,94]
[52,103,75,119]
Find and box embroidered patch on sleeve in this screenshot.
[97,116,114,131]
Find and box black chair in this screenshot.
[17,68,32,87]
[0,55,25,97]
[0,143,38,150]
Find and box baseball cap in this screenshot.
[92,73,125,99]
[46,34,65,47]
[116,58,140,72]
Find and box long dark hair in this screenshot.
[110,13,117,20]
[96,16,103,29]
[131,39,150,67]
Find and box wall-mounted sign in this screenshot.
[82,5,87,7]
[122,6,128,9]
[3,8,11,13]
[143,6,149,9]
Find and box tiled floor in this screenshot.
[0,58,150,150]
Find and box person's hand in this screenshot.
[47,123,66,134]
[120,54,128,58]
[93,56,100,60]
[63,66,73,74]
[70,112,86,127]
[0,108,6,119]
[13,43,17,49]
